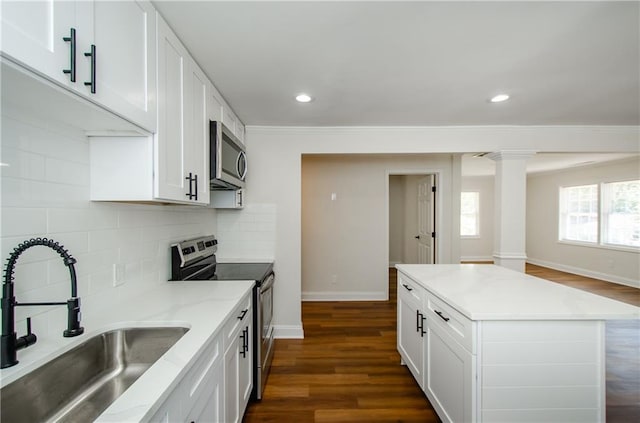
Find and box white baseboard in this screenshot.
[273,324,304,339]
[302,291,388,301]
[460,255,494,262]
[527,258,640,289]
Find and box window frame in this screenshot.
[460,191,481,238]
[557,179,640,253]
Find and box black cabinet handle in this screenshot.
[402,283,413,292]
[84,44,96,93]
[237,308,248,320]
[193,174,198,201]
[240,330,246,358]
[185,173,195,200]
[434,310,450,322]
[239,327,249,358]
[62,28,76,82]
[416,310,426,337]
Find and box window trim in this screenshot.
[460,191,480,238]
[557,179,640,252]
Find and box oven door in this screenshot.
[257,272,275,399]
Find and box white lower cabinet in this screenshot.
[397,271,477,423]
[150,291,253,423]
[425,319,475,423]
[224,294,253,423]
[397,275,426,388]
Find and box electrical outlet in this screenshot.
[113,263,125,287]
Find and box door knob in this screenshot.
[414,235,420,239]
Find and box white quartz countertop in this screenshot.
[396,264,640,321]
[0,280,254,422]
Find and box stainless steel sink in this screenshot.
[0,326,189,423]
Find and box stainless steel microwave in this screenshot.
[210,121,246,190]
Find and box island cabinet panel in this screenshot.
[425,321,475,423]
[397,274,427,388]
[479,320,604,423]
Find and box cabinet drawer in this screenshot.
[224,293,252,352]
[182,334,222,412]
[398,274,425,307]
[426,293,476,354]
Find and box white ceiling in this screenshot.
[153,1,639,127]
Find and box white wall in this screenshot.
[527,158,640,287]
[301,155,454,301]
[461,175,495,261]
[245,125,638,338]
[0,107,218,339]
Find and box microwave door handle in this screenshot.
[237,151,248,180]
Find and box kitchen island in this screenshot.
[0,280,255,422]
[396,264,639,423]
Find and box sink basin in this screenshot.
[1,326,189,422]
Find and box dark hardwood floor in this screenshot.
[244,265,640,423]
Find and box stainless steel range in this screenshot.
[169,235,274,401]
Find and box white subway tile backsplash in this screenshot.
[0,147,46,180]
[215,204,276,260]
[1,207,47,237]
[45,157,89,186]
[2,109,219,338]
[11,261,48,295]
[48,208,90,233]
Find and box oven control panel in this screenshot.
[171,235,218,267]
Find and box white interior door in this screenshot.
[417,175,435,264]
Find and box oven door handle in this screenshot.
[260,272,275,292]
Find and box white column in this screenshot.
[487,151,536,272]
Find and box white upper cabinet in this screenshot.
[155,13,188,202]
[155,12,209,205]
[185,57,211,205]
[208,85,224,122]
[83,0,157,132]
[0,0,77,88]
[0,0,157,132]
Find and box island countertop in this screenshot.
[396,264,639,321]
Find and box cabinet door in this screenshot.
[208,86,224,122]
[155,13,188,202]
[397,281,426,388]
[184,58,210,205]
[88,0,157,132]
[238,323,253,414]
[185,361,224,423]
[224,336,240,423]
[0,0,77,88]
[425,322,474,423]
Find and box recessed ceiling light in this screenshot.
[490,94,510,103]
[295,93,313,103]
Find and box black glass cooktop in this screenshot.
[212,262,273,283]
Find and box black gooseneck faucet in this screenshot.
[1,238,84,368]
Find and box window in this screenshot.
[559,184,598,243]
[602,180,640,247]
[559,180,640,249]
[460,192,480,237]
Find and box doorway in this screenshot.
[388,173,438,266]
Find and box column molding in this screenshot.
[487,150,536,273]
